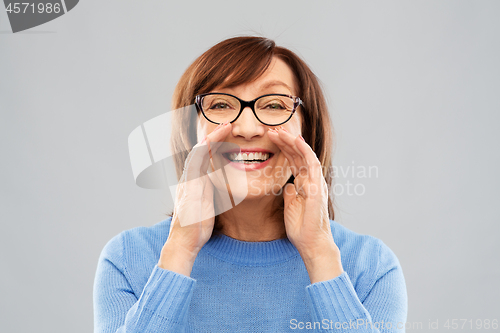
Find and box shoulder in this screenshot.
[330,220,400,266]
[329,220,403,298]
[101,217,172,259]
[120,217,172,255]
[98,217,173,293]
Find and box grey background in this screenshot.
[1,0,499,332]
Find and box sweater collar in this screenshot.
[202,232,300,266]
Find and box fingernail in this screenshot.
[299,134,305,142]
[280,126,289,133]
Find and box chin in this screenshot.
[208,157,290,208]
[211,176,283,205]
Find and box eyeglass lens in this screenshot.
[200,94,295,125]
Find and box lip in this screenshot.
[222,147,274,154]
[223,154,273,171]
[221,148,275,171]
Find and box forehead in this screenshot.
[218,57,298,96]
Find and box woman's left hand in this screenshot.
[268,126,344,283]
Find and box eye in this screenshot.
[210,102,231,110]
[206,97,237,111]
[263,102,286,110]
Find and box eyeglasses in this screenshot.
[195,93,303,126]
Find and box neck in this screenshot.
[216,193,286,242]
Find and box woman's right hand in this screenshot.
[158,122,232,276]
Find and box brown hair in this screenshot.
[169,36,335,235]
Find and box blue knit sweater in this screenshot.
[93,217,407,332]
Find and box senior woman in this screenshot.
[94,36,407,332]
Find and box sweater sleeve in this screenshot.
[93,233,196,333]
[304,240,408,332]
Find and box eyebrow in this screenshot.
[258,80,293,94]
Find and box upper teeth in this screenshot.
[228,152,270,161]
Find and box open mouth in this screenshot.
[222,152,274,164]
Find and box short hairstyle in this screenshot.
[170,36,335,234]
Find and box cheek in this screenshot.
[286,114,302,136]
[284,125,301,139]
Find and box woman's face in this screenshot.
[197,56,302,201]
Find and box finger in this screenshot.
[199,175,215,223]
[185,122,232,181]
[182,145,211,183]
[268,128,303,163]
[283,183,297,209]
[268,128,308,178]
[293,135,324,181]
[267,129,302,178]
[274,127,323,181]
[201,122,233,172]
[275,126,304,157]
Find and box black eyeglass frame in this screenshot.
[195,92,303,126]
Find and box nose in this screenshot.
[230,106,266,140]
